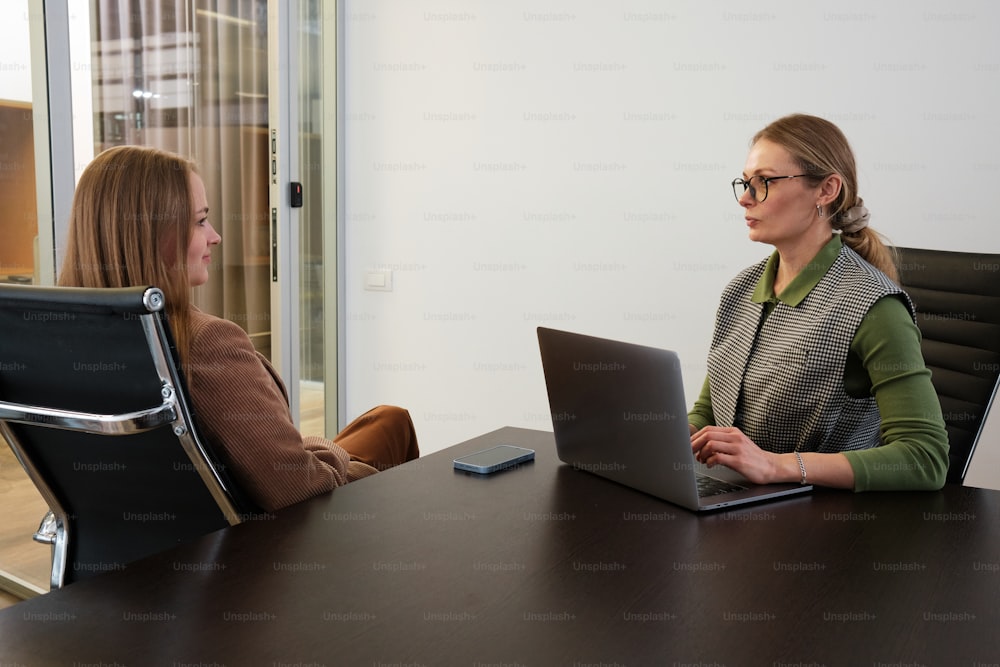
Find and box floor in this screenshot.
[0,443,51,608]
[0,383,326,611]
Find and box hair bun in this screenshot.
[839,200,870,234]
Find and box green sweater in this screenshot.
[689,236,950,491]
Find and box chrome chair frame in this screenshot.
[0,285,247,588]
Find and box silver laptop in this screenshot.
[960,373,1000,488]
[537,327,812,511]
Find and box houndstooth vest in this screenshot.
[707,245,913,454]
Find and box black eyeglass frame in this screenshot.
[731,174,811,203]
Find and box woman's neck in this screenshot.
[773,231,833,295]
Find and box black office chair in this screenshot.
[895,247,1000,483]
[0,284,257,588]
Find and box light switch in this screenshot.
[364,270,392,291]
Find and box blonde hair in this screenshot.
[58,145,197,361]
[753,114,898,282]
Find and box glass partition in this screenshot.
[88,0,273,357]
[297,0,331,436]
[0,0,53,599]
[0,0,335,601]
[0,4,39,286]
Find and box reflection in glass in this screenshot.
[89,0,272,357]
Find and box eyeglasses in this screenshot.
[731,174,810,203]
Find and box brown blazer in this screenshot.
[185,309,351,512]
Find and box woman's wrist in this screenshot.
[794,452,808,485]
[769,452,856,489]
[774,453,802,485]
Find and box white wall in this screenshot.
[341,1,1000,455]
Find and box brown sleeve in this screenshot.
[185,312,350,512]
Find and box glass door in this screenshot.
[0,1,41,286]
[267,0,337,437]
[293,0,338,437]
[0,0,60,599]
[0,0,337,600]
[82,0,335,429]
[85,0,275,358]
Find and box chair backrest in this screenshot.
[0,284,257,588]
[895,247,1000,483]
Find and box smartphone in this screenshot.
[453,445,535,474]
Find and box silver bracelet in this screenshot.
[794,452,807,485]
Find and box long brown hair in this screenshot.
[58,145,197,361]
[753,114,898,282]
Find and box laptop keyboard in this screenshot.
[696,474,747,497]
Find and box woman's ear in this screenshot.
[817,173,843,207]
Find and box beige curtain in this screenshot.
[91,0,272,357]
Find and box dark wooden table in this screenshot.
[2,427,999,665]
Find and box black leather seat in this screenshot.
[0,284,258,588]
[895,247,1000,483]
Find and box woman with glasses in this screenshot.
[689,114,948,490]
[59,145,420,512]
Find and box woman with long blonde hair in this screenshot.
[61,145,419,511]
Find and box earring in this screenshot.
[816,205,824,218]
